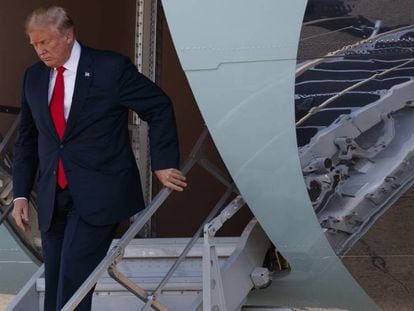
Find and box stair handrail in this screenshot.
[0,114,20,157]
[62,127,237,311]
[0,104,21,115]
[0,115,20,226]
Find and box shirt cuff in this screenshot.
[13,197,28,203]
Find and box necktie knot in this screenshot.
[57,66,66,74]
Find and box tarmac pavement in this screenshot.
[342,187,414,310]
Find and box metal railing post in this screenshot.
[202,196,245,311]
[140,186,235,310]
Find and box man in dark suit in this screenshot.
[11,6,186,310]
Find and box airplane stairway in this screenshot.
[9,218,271,311]
[7,130,274,311]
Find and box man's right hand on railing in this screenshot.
[154,168,187,192]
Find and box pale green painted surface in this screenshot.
[0,225,37,294]
[161,0,378,309]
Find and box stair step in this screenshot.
[13,220,269,311]
[116,237,239,258]
[37,276,203,292]
[38,291,200,311]
[36,237,239,293]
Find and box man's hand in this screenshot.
[11,199,31,232]
[154,168,187,192]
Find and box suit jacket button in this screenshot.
[53,170,56,175]
[60,144,64,149]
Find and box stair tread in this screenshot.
[36,276,204,292]
[36,237,240,293]
[113,237,239,258]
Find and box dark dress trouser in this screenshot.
[41,188,117,311]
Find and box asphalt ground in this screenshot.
[0,295,13,311]
[342,186,414,310]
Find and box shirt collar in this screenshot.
[56,40,81,73]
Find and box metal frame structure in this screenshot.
[130,0,160,236]
[0,115,20,226]
[0,112,44,265]
[202,196,245,311]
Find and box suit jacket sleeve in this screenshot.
[12,70,39,199]
[116,56,180,171]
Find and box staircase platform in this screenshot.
[36,237,239,310]
[9,219,270,311]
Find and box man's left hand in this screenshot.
[154,168,187,192]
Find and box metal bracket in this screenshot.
[302,157,332,174]
[202,196,245,311]
[304,164,348,209]
[108,264,168,311]
[205,196,244,236]
[365,175,401,205]
[322,214,363,234]
[334,114,395,160]
[203,230,227,311]
[112,245,125,266]
[369,20,382,38]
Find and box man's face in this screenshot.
[28,27,74,68]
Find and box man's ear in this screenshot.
[65,29,75,43]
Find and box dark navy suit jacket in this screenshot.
[13,45,179,232]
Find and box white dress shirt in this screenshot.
[48,40,81,120]
[14,41,81,202]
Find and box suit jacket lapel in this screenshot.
[63,46,93,140]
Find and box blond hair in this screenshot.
[25,6,74,34]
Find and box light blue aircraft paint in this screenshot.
[161,0,378,309]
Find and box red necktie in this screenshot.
[50,66,68,189]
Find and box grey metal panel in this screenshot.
[6,265,43,311]
[160,0,377,309]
